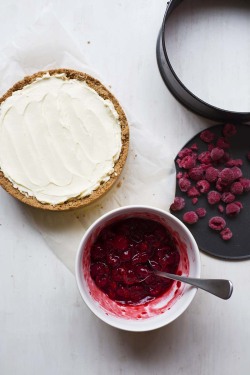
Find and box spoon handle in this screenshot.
[154,270,233,300]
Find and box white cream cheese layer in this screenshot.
[0,73,122,204]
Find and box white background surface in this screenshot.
[0,1,250,374]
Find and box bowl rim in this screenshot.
[75,205,201,332]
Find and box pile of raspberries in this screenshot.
[170,123,250,241]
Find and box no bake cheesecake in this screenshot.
[0,69,129,210]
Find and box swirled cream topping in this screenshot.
[0,73,122,204]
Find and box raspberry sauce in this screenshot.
[89,218,180,306]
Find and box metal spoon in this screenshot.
[149,262,233,300]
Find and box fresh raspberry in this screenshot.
[209,216,226,231]
[178,147,193,159]
[195,207,206,218]
[205,167,219,182]
[231,166,243,180]
[200,130,215,143]
[208,143,215,152]
[221,192,235,204]
[220,152,230,163]
[216,137,230,150]
[215,178,225,192]
[207,190,221,205]
[211,147,224,161]
[219,168,234,184]
[215,178,224,192]
[176,124,250,238]
[170,197,185,211]
[180,155,196,169]
[234,201,243,209]
[176,172,183,179]
[183,211,199,224]
[223,123,237,137]
[218,204,224,213]
[198,151,211,164]
[196,180,210,194]
[178,178,191,192]
[200,163,212,171]
[220,228,233,241]
[188,166,204,181]
[226,202,241,216]
[187,186,200,197]
[230,182,243,195]
[239,178,250,192]
[190,143,198,151]
[176,158,182,168]
[226,159,243,167]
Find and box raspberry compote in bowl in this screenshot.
[75,206,200,332]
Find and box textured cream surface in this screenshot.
[0,74,122,204]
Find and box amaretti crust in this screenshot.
[0,69,129,211]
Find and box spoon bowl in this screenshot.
[149,261,233,300]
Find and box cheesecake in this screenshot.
[0,69,129,210]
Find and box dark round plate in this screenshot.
[172,124,250,260]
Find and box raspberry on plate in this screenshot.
[207,191,221,205]
[230,182,243,195]
[205,167,219,183]
[200,129,215,143]
[219,168,234,184]
[221,192,235,204]
[183,211,199,224]
[220,228,233,241]
[195,207,206,218]
[226,203,241,216]
[196,180,210,194]
[208,216,226,231]
[211,147,224,161]
[223,123,237,137]
[178,178,191,192]
[170,197,185,211]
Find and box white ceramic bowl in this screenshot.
[75,205,201,332]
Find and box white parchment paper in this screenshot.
[0,8,176,273]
